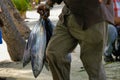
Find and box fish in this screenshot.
[30,18,47,78]
[22,28,34,67]
[23,18,55,78]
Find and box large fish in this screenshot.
[22,34,31,67]
[23,27,36,67]
[30,18,47,78]
[22,18,55,78]
[42,19,54,70]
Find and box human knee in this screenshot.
[46,49,53,60]
[46,48,64,63]
[46,47,59,62]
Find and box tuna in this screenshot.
[22,18,54,78]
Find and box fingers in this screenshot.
[37,4,45,14]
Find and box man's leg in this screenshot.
[65,14,106,80]
[46,20,77,80]
[79,22,107,80]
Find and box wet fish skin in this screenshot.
[22,32,34,67]
[31,19,46,78]
[23,18,55,78]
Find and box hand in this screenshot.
[114,17,120,26]
[37,4,50,19]
[99,0,112,5]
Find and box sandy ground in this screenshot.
[0,4,120,80]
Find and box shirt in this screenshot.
[51,0,114,30]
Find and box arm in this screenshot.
[114,17,120,26]
[106,0,111,5]
[99,0,112,5]
[45,0,55,9]
[0,6,2,13]
[45,0,63,9]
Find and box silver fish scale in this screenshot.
[30,19,47,78]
